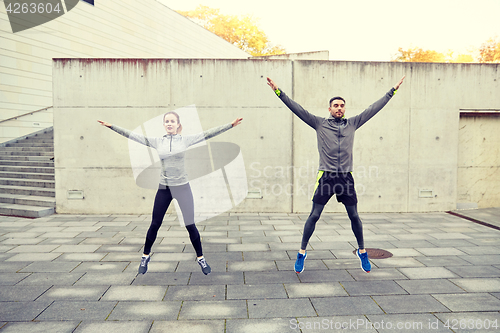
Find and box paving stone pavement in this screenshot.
[0,208,500,332]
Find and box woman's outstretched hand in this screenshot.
[232,118,243,127]
[97,120,112,128]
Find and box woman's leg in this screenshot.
[172,183,210,275]
[144,187,172,255]
[172,184,202,257]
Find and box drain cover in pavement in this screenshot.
[352,248,393,259]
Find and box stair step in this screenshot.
[2,159,55,164]
[0,185,55,197]
[0,171,54,180]
[0,203,54,218]
[17,139,53,144]
[0,155,53,162]
[5,143,53,147]
[0,151,53,157]
[1,147,54,152]
[0,165,54,173]
[0,178,55,188]
[0,128,55,218]
[0,193,55,207]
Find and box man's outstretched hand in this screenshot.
[267,77,278,91]
[394,75,406,90]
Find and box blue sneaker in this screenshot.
[138,255,150,274]
[356,249,371,273]
[295,251,307,273]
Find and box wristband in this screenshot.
[274,89,281,97]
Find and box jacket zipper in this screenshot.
[169,136,172,152]
[337,120,341,172]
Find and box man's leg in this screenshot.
[345,204,364,251]
[300,202,325,253]
[295,202,325,273]
[345,204,371,273]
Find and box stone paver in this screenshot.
[107,301,181,320]
[1,208,500,332]
[35,301,117,320]
[179,300,247,320]
[372,294,451,313]
[311,296,383,316]
[101,286,167,301]
[74,321,152,333]
[432,293,500,311]
[150,320,224,333]
[247,299,316,318]
[37,286,109,301]
[395,279,466,294]
[0,321,79,333]
[434,311,500,333]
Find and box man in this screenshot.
[267,75,405,273]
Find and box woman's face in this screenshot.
[164,114,180,134]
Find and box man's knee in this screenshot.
[345,206,360,221]
[349,212,359,221]
[311,211,322,221]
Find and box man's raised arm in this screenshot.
[351,75,406,129]
[267,77,320,129]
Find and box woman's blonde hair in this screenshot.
[163,111,182,134]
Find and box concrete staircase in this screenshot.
[0,128,55,218]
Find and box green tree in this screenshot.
[177,5,285,56]
[478,37,500,63]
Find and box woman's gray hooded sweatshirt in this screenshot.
[110,123,232,186]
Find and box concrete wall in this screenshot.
[53,58,500,214]
[252,51,329,61]
[458,115,500,208]
[0,0,248,143]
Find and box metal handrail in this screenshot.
[0,106,53,124]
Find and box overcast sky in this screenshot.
[158,0,500,61]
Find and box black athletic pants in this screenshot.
[300,202,364,250]
[143,183,203,257]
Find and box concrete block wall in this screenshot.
[458,115,500,208]
[53,58,500,214]
[0,0,248,143]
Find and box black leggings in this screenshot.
[300,202,364,250]
[143,183,202,257]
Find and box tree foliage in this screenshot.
[393,37,500,63]
[393,47,446,62]
[478,37,500,63]
[177,5,285,56]
[392,47,475,63]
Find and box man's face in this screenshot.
[329,99,345,119]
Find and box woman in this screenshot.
[98,112,243,275]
